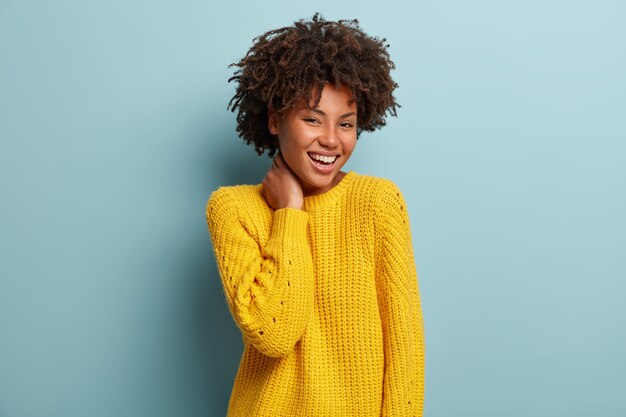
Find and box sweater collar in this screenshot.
[302,171,356,212]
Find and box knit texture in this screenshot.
[206,171,425,417]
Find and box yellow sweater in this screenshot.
[205,171,425,417]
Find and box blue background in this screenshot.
[1,1,625,416]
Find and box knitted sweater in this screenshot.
[205,171,425,417]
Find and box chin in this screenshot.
[301,170,341,190]
[300,175,328,187]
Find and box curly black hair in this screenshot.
[227,13,400,157]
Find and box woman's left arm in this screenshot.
[375,180,426,417]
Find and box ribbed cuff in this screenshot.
[272,208,309,243]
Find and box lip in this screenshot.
[307,153,339,173]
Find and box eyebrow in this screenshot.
[308,109,357,118]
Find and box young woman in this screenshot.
[206,13,425,417]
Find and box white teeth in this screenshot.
[309,153,338,163]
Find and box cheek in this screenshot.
[278,126,312,154]
[343,136,357,157]
[276,134,305,171]
[276,128,294,154]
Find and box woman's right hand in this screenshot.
[262,153,304,210]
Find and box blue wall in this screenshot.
[1,1,625,416]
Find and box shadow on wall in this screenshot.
[201,121,271,414]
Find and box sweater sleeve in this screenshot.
[375,180,426,417]
[206,188,315,358]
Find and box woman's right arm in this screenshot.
[206,188,315,358]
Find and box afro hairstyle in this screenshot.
[227,12,400,157]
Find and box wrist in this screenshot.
[279,195,303,210]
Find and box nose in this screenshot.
[318,125,339,148]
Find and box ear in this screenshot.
[268,107,279,135]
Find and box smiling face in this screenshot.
[268,83,358,197]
